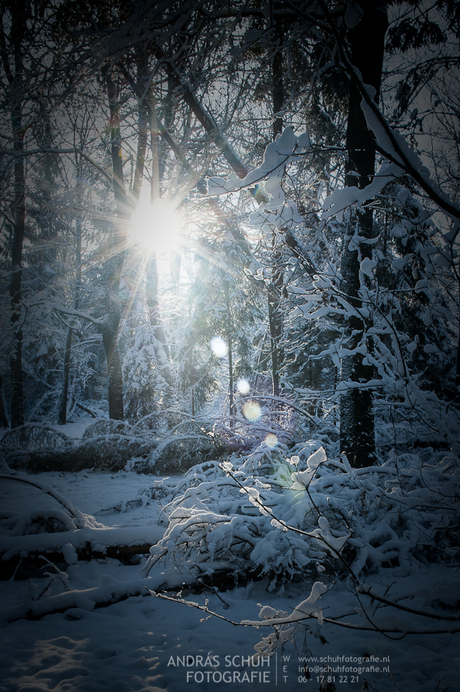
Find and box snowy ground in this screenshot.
[0,470,459,692]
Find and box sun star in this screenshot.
[129,197,184,256]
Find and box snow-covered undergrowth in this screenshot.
[138,438,460,673]
[144,441,459,589]
[1,456,460,692]
[0,414,217,473]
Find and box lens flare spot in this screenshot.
[265,433,278,448]
[210,336,228,359]
[237,378,250,395]
[243,401,261,422]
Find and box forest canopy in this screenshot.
[0,0,459,472]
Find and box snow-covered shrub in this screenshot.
[144,446,344,586]
[0,424,70,455]
[0,424,73,470]
[0,415,217,473]
[0,419,153,472]
[143,442,460,589]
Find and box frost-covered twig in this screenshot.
[148,588,460,637]
[357,584,460,623]
[149,590,242,626]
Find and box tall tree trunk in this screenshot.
[228,335,235,420]
[145,90,173,389]
[7,5,27,429]
[267,271,283,398]
[59,326,74,426]
[58,174,82,425]
[102,70,129,420]
[267,19,285,398]
[340,3,388,467]
[133,46,150,203]
[10,110,25,428]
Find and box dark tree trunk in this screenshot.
[340,3,388,467]
[8,5,27,429]
[456,283,460,395]
[267,271,283,398]
[272,22,284,142]
[456,319,460,394]
[59,325,74,426]
[102,313,125,421]
[228,336,235,420]
[59,179,82,425]
[133,46,149,203]
[267,19,285,399]
[10,112,25,429]
[102,70,130,420]
[0,375,9,429]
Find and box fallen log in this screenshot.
[1,577,154,623]
[0,525,162,579]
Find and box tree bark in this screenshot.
[9,110,25,429]
[228,335,235,420]
[267,19,285,398]
[58,174,82,425]
[339,3,388,467]
[145,94,173,389]
[133,46,150,202]
[102,69,130,420]
[7,5,27,429]
[456,310,460,394]
[267,271,283,398]
[0,375,9,429]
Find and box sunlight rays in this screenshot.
[120,194,187,346]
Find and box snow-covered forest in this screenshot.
[1,1,459,690]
